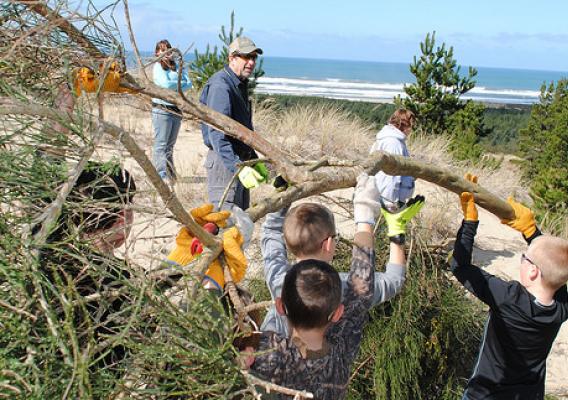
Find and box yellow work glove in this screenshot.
[501,197,537,238]
[74,62,135,96]
[460,173,478,222]
[203,227,248,290]
[190,203,230,228]
[166,227,198,266]
[238,166,264,189]
[167,203,230,266]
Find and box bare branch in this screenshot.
[18,0,105,59]
[0,300,37,322]
[122,0,148,81]
[241,370,314,399]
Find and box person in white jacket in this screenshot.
[370,108,416,212]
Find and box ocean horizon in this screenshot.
[132,53,568,105]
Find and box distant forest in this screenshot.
[256,94,531,154]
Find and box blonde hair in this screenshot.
[283,203,336,257]
[530,235,568,290]
[389,108,415,133]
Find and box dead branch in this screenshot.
[19,1,106,60]
[0,299,37,322]
[122,0,147,81]
[241,370,314,399]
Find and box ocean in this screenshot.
[132,53,567,105]
[255,57,568,105]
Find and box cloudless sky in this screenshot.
[95,0,568,71]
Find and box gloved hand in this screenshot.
[190,203,230,228]
[253,162,270,182]
[353,173,381,225]
[74,62,134,96]
[381,195,425,242]
[167,227,198,266]
[460,173,478,222]
[501,197,537,238]
[203,227,248,291]
[167,203,230,265]
[238,166,265,189]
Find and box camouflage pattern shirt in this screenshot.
[250,232,375,400]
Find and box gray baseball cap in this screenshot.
[229,36,263,56]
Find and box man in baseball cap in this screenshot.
[199,36,264,210]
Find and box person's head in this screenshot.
[276,259,343,330]
[52,162,136,252]
[521,235,568,292]
[283,203,337,262]
[389,108,415,135]
[227,36,263,80]
[155,39,175,71]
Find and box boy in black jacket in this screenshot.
[452,174,568,399]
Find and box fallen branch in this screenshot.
[241,370,314,399]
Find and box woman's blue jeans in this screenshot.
[152,108,181,180]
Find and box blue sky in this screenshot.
[94,0,568,71]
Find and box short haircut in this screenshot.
[530,235,568,290]
[389,108,415,132]
[281,259,342,329]
[283,203,336,257]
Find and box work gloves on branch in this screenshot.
[238,162,269,189]
[501,197,538,239]
[381,196,425,244]
[354,173,424,244]
[459,173,538,240]
[353,173,382,225]
[460,173,479,222]
[74,62,135,96]
[167,203,253,291]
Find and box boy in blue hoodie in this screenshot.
[370,108,415,212]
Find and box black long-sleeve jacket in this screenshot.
[451,220,568,400]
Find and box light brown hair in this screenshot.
[388,108,415,133]
[530,236,568,290]
[283,203,336,257]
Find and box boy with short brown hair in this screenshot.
[453,175,568,399]
[260,195,414,336]
[250,174,424,398]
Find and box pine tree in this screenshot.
[519,79,568,222]
[396,32,487,161]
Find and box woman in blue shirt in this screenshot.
[152,39,191,183]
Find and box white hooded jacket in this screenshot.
[369,124,415,204]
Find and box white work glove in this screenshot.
[353,173,381,225]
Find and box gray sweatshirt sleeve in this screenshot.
[259,209,292,335]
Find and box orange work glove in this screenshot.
[460,173,478,222]
[74,62,135,96]
[203,227,248,290]
[501,197,536,238]
[190,203,231,228]
[166,227,198,266]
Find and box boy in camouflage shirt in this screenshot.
[248,174,425,399]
